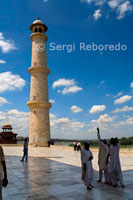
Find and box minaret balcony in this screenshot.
[27,101,51,108]
[28,66,50,74]
[30,33,48,41]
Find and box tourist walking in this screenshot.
[84,141,94,190]
[0,146,8,200]
[21,138,28,162]
[97,127,109,183]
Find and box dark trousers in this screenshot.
[22,150,28,161]
[74,145,77,151]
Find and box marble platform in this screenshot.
[2,146,133,200]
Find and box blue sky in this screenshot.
[0,0,133,139]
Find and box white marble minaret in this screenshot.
[27,17,51,146]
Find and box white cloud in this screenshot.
[88,127,96,133]
[0,33,17,53]
[49,99,55,103]
[95,0,106,6]
[81,0,133,20]
[113,106,133,113]
[0,71,26,93]
[93,9,102,20]
[89,105,106,114]
[91,114,116,124]
[114,117,133,126]
[81,0,93,4]
[7,109,29,117]
[108,0,121,9]
[0,97,9,106]
[52,78,75,89]
[44,0,48,2]
[117,1,133,19]
[114,91,123,98]
[130,82,133,88]
[52,78,83,95]
[49,112,132,139]
[87,114,117,134]
[70,106,83,113]
[55,117,70,125]
[71,121,85,130]
[50,114,70,126]
[127,117,133,125]
[62,85,83,94]
[81,0,106,5]
[50,113,85,131]
[114,95,132,104]
[0,60,6,64]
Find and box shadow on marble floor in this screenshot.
[2,155,133,200]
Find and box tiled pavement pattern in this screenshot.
[2,146,133,200]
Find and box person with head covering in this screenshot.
[108,137,125,187]
[97,127,109,183]
[84,141,94,190]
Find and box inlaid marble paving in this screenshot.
[2,146,133,200]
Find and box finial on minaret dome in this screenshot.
[37,16,40,20]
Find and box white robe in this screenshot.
[84,149,94,186]
[108,143,124,186]
[108,143,120,172]
[81,147,86,178]
[81,147,86,164]
[97,132,109,170]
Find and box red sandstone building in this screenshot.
[0,122,17,144]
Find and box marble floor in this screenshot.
[2,146,133,200]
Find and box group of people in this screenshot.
[81,127,125,191]
[73,141,81,151]
[0,132,125,198]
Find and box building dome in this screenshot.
[33,19,44,25]
[2,122,12,129]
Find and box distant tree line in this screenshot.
[120,137,133,146]
[89,137,133,147]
